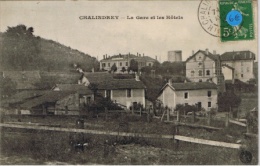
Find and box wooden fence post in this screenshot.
[246,120,250,133]
[167,108,170,121]
[207,111,211,126]
[225,113,229,127]
[147,108,150,123]
[192,110,195,123]
[177,110,180,122]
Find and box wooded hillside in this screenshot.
[0,25,99,72]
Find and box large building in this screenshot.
[220,51,256,83]
[100,53,157,72]
[168,50,182,62]
[185,49,225,92]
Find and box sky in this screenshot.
[0,1,258,62]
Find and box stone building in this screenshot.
[220,51,256,83]
[185,49,225,92]
[100,53,157,72]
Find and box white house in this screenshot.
[220,51,255,83]
[157,81,218,112]
[83,73,146,109]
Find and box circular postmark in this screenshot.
[198,0,220,37]
[226,10,243,26]
[239,150,252,164]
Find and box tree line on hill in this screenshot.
[0,24,99,71]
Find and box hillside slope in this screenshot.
[0,28,99,72]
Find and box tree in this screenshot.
[111,63,117,73]
[0,24,41,70]
[140,66,152,75]
[121,67,126,73]
[218,92,242,117]
[129,59,138,72]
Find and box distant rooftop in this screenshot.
[84,72,146,90]
[186,50,220,62]
[100,54,157,62]
[221,51,255,61]
[161,82,217,91]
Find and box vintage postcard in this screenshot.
[0,0,258,165]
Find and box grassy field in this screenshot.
[0,91,258,164]
[238,92,258,118]
[0,111,258,165]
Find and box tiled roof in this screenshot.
[84,72,145,90]
[2,71,41,90]
[161,82,217,91]
[221,51,255,61]
[55,84,93,95]
[84,72,114,85]
[40,71,81,84]
[97,79,146,90]
[172,82,217,90]
[186,50,220,62]
[100,54,157,62]
[222,64,235,70]
[20,91,75,109]
[1,90,48,106]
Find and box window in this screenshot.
[120,62,122,66]
[127,89,131,97]
[87,97,91,104]
[184,92,188,99]
[208,91,211,97]
[198,70,202,76]
[191,71,194,77]
[106,90,111,99]
[199,79,202,82]
[197,102,202,109]
[206,70,210,76]
[241,74,243,78]
[149,63,152,67]
[208,102,211,108]
[108,63,110,67]
[126,62,128,66]
[102,63,106,67]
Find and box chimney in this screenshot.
[205,48,209,55]
[137,52,138,56]
[106,54,107,59]
[103,55,105,59]
[135,74,140,81]
[168,79,172,85]
[143,53,144,57]
[192,50,195,55]
[213,50,216,55]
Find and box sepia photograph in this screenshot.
[0,0,258,164]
